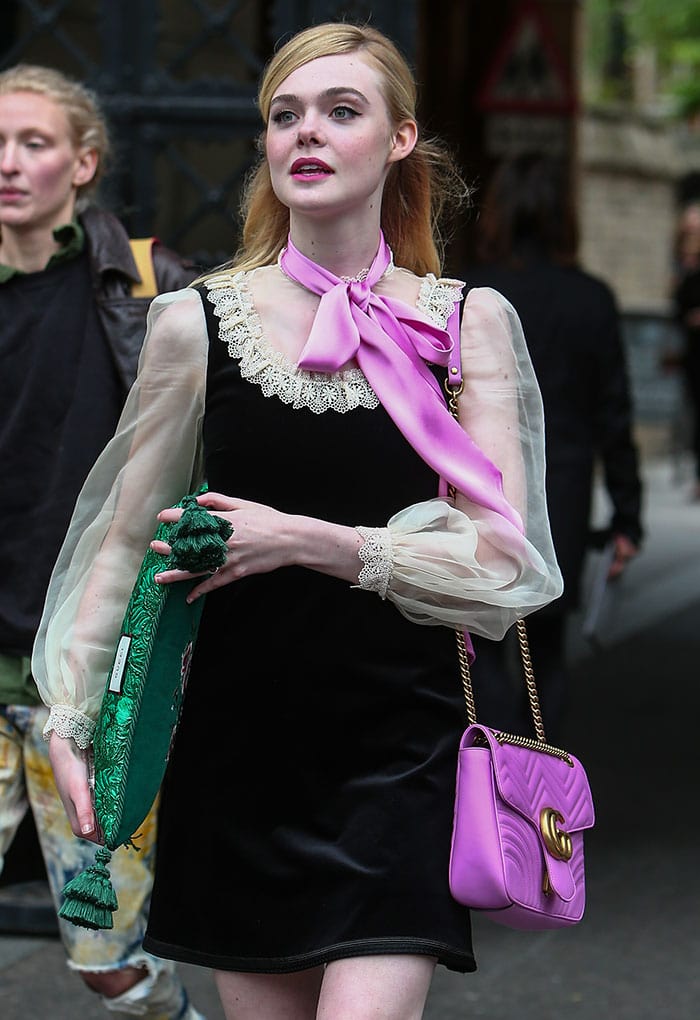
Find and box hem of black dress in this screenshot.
[141,934,477,975]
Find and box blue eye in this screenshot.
[331,106,357,120]
[271,110,296,125]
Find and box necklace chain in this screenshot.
[277,249,393,287]
[340,267,370,283]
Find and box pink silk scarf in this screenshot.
[279,233,523,530]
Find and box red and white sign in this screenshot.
[477,0,576,116]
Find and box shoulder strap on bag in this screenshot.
[129,237,158,298]
[445,288,468,392]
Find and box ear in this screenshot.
[387,118,417,165]
[72,147,99,189]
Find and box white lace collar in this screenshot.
[204,269,463,415]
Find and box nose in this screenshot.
[0,141,19,175]
[296,111,324,147]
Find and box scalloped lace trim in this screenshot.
[356,526,393,598]
[204,271,463,415]
[418,275,464,329]
[43,705,96,749]
[206,272,379,414]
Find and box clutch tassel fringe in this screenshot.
[58,847,119,930]
[166,493,233,573]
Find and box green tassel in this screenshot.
[169,494,233,573]
[58,846,118,930]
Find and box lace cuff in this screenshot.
[43,705,96,749]
[356,526,393,599]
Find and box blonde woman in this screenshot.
[0,64,201,1018]
[35,24,562,1020]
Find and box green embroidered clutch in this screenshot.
[59,492,231,929]
[91,540,202,851]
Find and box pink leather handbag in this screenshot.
[448,622,595,929]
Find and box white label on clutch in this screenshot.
[109,635,132,694]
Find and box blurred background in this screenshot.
[1,3,699,1016]
[1,0,697,458]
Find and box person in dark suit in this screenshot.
[672,201,700,500]
[464,152,643,740]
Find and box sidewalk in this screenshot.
[426,454,700,1019]
[2,454,698,1019]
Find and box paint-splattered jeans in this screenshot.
[0,703,191,1014]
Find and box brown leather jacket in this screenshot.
[0,207,198,673]
[81,205,199,389]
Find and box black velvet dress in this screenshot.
[142,283,475,974]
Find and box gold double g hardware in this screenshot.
[539,807,573,861]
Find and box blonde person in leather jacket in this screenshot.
[0,62,203,1019]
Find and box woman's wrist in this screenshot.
[43,704,96,749]
[289,514,364,583]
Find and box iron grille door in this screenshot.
[1,0,416,264]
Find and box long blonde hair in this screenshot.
[0,63,110,210]
[211,22,467,279]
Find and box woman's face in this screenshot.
[266,52,415,223]
[0,91,96,234]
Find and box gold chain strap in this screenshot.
[444,379,570,761]
[515,618,546,741]
[455,628,477,726]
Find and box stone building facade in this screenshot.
[578,108,682,315]
[576,109,700,444]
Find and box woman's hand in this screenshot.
[48,732,100,843]
[151,491,363,601]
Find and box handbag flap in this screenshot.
[461,725,595,834]
[460,725,594,902]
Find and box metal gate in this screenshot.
[0,0,416,265]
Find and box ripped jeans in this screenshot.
[0,704,194,1018]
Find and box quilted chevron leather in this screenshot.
[449,724,595,930]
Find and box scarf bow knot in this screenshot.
[279,233,521,529]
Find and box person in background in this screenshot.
[35,24,562,1020]
[672,200,700,500]
[0,63,204,1018]
[465,152,643,740]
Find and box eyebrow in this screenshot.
[270,87,370,108]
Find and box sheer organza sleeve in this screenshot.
[358,286,562,638]
[32,288,208,744]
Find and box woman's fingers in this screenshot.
[152,498,234,566]
[150,539,172,555]
[183,568,233,602]
[156,507,184,524]
[73,786,99,841]
[195,491,243,512]
[153,566,212,584]
[48,733,100,842]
